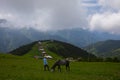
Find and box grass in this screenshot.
[23,42,62,59]
[0,54,120,80]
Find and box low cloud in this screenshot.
[0,0,87,31]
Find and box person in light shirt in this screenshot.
[43,57,49,71]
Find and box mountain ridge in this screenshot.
[9,40,96,60]
[85,40,120,59]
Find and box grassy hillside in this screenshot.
[85,40,120,59]
[9,40,96,60]
[42,40,96,59]
[9,41,37,56]
[108,48,120,59]
[0,54,120,80]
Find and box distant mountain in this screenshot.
[0,27,66,53]
[0,19,120,53]
[9,40,96,60]
[0,27,31,53]
[85,40,120,59]
[53,29,120,47]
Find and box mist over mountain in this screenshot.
[0,22,120,53]
[0,27,66,53]
[52,29,120,47]
[0,27,31,52]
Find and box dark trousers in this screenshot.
[44,64,49,71]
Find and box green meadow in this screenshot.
[0,54,120,80]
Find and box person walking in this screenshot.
[43,57,49,71]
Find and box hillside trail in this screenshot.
[38,41,52,59]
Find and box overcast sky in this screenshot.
[0,0,120,34]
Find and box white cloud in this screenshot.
[88,0,120,34]
[89,11,120,34]
[1,0,120,34]
[0,0,88,31]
